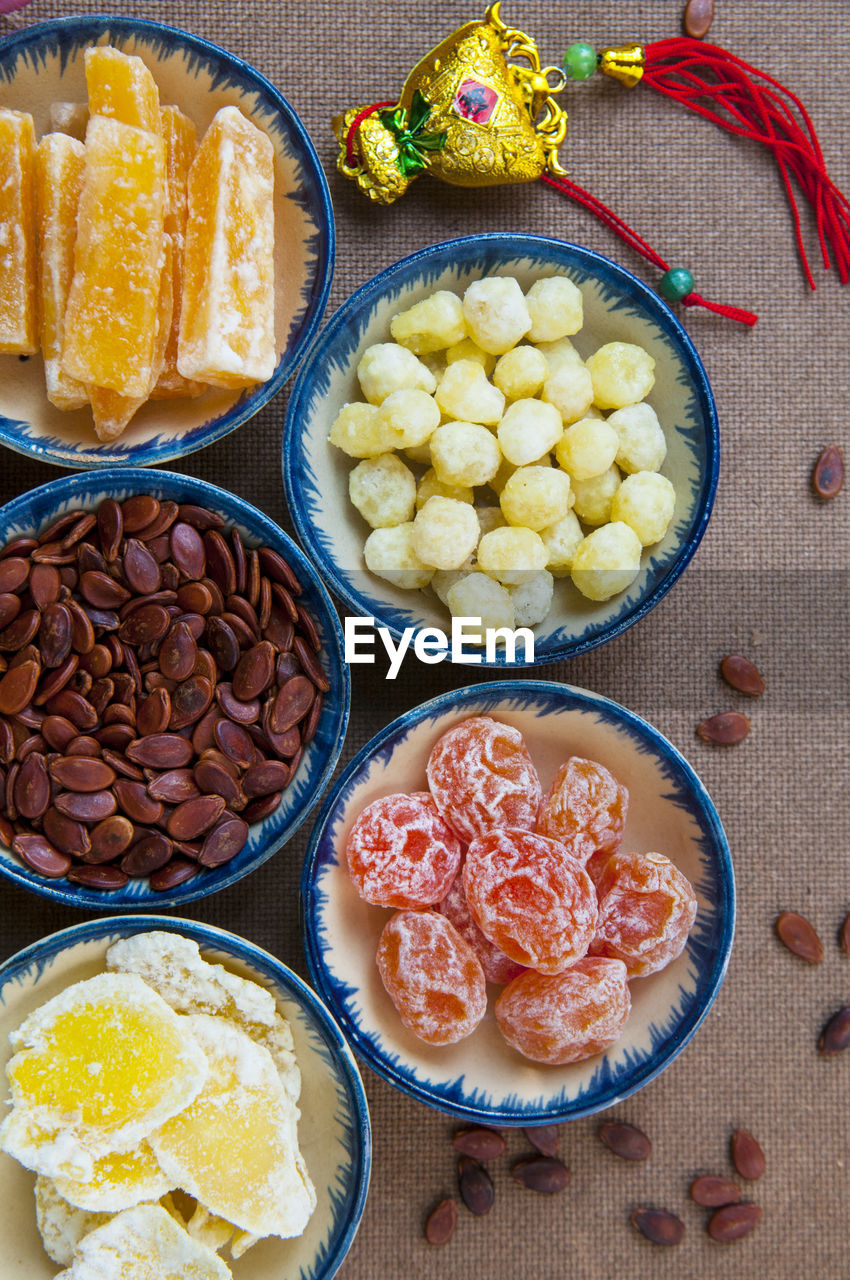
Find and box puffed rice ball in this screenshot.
[357,343,437,404]
[462,277,532,354]
[412,496,480,570]
[554,416,619,481]
[610,471,677,545]
[606,402,667,473]
[349,453,416,528]
[539,510,584,575]
[542,361,594,424]
[416,467,474,510]
[500,465,573,531]
[497,398,563,467]
[570,464,622,526]
[364,524,435,590]
[445,338,496,374]
[525,276,583,342]
[329,402,396,458]
[586,342,655,410]
[477,525,548,585]
[430,421,502,487]
[476,505,507,537]
[508,569,555,627]
[446,572,516,635]
[536,336,585,375]
[390,291,467,353]
[493,345,548,400]
[436,359,505,425]
[570,521,642,601]
[378,388,440,449]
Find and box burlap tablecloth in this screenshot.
[1,0,847,1274]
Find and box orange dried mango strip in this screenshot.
[35,133,88,411]
[0,108,38,355]
[85,46,161,134]
[62,115,165,398]
[178,106,275,389]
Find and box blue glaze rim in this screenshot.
[0,468,350,911]
[0,915,371,1280]
[0,15,335,470]
[283,234,719,667]
[301,680,735,1124]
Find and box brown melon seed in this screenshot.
[707,1202,762,1242]
[523,1124,560,1157]
[137,688,172,737]
[511,1156,570,1194]
[169,676,214,729]
[232,641,275,701]
[215,683,260,725]
[121,832,174,877]
[121,494,160,533]
[0,593,21,630]
[0,557,29,593]
[631,1208,685,1246]
[198,815,249,867]
[812,444,844,499]
[271,675,314,735]
[122,539,161,595]
[88,815,135,862]
[79,570,131,610]
[97,498,123,560]
[457,1156,494,1216]
[0,660,38,715]
[241,792,281,823]
[730,1129,765,1180]
[292,635,329,691]
[452,1127,505,1160]
[42,807,91,858]
[242,760,289,798]
[149,856,198,891]
[167,794,226,842]
[114,779,164,826]
[54,789,117,822]
[690,1176,741,1208]
[775,911,823,964]
[12,833,71,878]
[159,622,198,683]
[14,753,50,819]
[33,655,79,706]
[177,504,225,531]
[424,1197,457,1246]
[258,546,301,595]
[697,711,750,745]
[818,1006,850,1056]
[598,1120,652,1162]
[67,863,129,890]
[29,563,61,609]
[147,768,201,803]
[720,654,765,697]
[126,734,193,769]
[118,604,171,646]
[49,756,116,793]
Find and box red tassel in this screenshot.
[642,38,850,288]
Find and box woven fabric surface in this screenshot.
[0,0,848,1274]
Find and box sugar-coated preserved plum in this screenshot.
[438,866,527,985]
[376,911,487,1045]
[426,716,542,843]
[537,757,628,864]
[590,851,697,977]
[463,828,597,975]
[495,957,630,1064]
[345,792,463,909]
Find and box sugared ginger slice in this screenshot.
[35,132,88,410]
[426,715,542,843]
[34,1177,111,1268]
[84,46,161,134]
[0,107,37,354]
[61,1204,232,1280]
[376,910,487,1045]
[495,957,631,1065]
[54,1139,174,1214]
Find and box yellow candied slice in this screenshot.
[153,105,205,399]
[88,232,174,441]
[178,105,276,389]
[62,115,165,397]
[84,45,161,134]
[150,1015,316,1240]
[0,972,207,1181]
[54,1138,175,1213]
[0,107,37,354]
[186,1204,235,1254]
[65,1204,232,1280]
[34,1177,111,1267]
[35,133,88,411]
[106,930,300,1102]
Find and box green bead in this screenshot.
[563,42,597,81]
[659,267,695,302]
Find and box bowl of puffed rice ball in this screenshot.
[283,235,718,665]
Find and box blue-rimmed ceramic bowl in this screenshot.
[283,235,718,667]
[302,681,734,1124]
[0,16,333,468]
[0,915,370,1280]
[0,468,350,909]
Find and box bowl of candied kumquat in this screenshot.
[301,681,734,1124]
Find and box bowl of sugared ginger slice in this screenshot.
[302,680,734,1125]
[0,16,333,468]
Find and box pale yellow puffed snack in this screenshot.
[555,416,619,481]
[412,495,480,569]
[349,453,416,528]
[508,569,555,626]
[445,337,495,374]
[570,521,642,601]
[586,341,656,410]
[430,422,501,488]
[329,402,396,458]
[542,361,594,424]
[477,525,548,585]
[497,398,563,467]
[500,465,572,531]
[606,402,667,473]
[377,387,441,449]
[570,464,622,525]
[416,467,474,510]
[525,276,583,342]
[436,358,505,424]
[535,336,585,375]
[539,510,585,575]
[357,342,437,404]
[390,290,466,353]
[493,345,547,400]
[446,572,516,635]
[610,471,677,545]
[462,276,531,354]
[364,524,435,590]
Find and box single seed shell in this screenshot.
[12,833,71,878]
[720,654,765,696]
[457,1156,494,1216]
[511,1156,570,1194]
[730,1129,766,1180]
[598,1120,652,1162]
[452,1127,506,1160]
[707,1202,762,1242]
[697,711,750,745]
[523,1125,560,1157]
[775,911,823,964]
[818,1006,850,1056]
[424,1197,457,1246]
[683,0,714,38]
[812,444,844,499]
[631,1208,685,1247]
[690,1176,741,1208]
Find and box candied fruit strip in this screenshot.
[0,108,38,354]
[152,105,206,399]
[62,115,166,397]
[178,105,276,388]
[35,133,88,411]
[84,46,161,134]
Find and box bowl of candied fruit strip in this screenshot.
[284,234,718,665]
[302,680,734,1124]
[0,468,349,908]
[0,917,370,1280]
[0,16,333,468]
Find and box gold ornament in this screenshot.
[334,2,568,205]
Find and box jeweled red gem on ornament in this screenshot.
[452,79,498,124]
